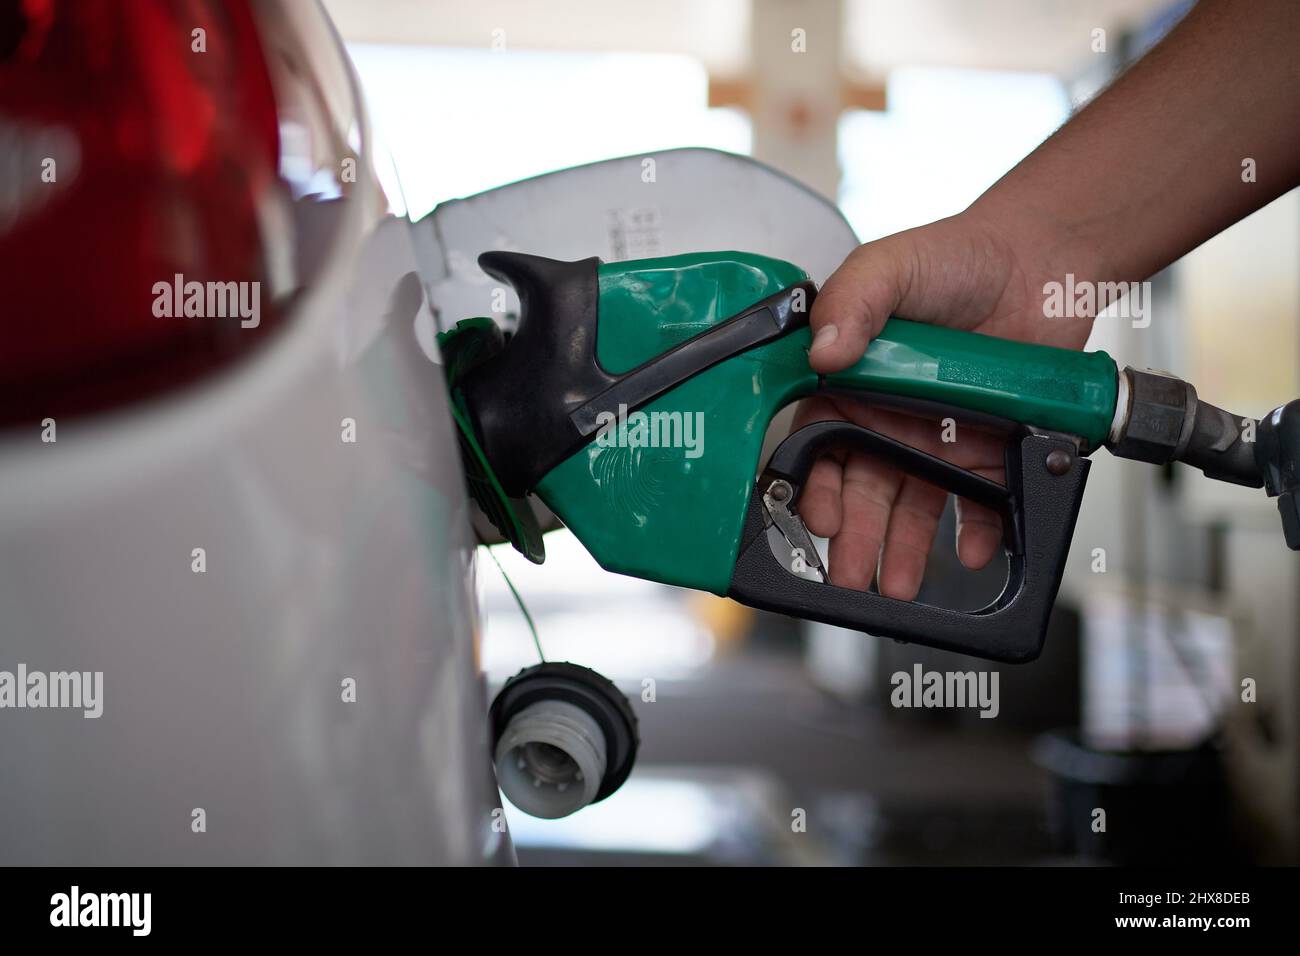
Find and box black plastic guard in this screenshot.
[456,251,818,497]
[726,427,1089,663]
[457,252,606,498]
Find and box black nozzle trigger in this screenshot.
[727,421,1090,663]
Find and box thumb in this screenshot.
[808,236,914,374]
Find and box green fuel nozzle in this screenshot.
[441,250,1293,663]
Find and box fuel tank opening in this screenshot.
[489,662,638,820]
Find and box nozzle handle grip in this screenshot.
[824,319,1119,451]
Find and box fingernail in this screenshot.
[810,324,838,353]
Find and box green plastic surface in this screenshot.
[532,252,1117,595]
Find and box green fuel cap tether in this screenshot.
[438,317,545,564]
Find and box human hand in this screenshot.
[795,207,1094,599]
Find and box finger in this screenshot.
[861,409,1004,578]
[801,458,843,538]
[787,398,845,537]
[878,476,948,601]
[955,489,1005,570]
[827,451,901,591]
[808,239,914,375]
[831,401,1006,581]
[864,409,1006,569]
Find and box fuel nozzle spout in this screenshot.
[1106,366,1263,488]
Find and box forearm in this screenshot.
[972,0,1300,283]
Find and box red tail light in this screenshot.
[0,0,283,426]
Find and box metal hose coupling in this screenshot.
[1106,366,1263,488]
